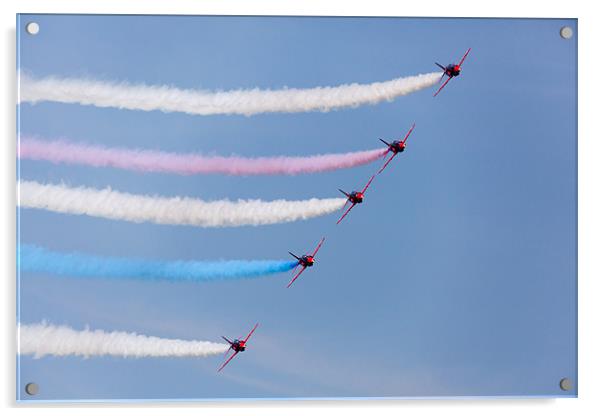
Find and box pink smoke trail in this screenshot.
[19,137,386,176]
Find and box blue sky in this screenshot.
[16,15,576,400]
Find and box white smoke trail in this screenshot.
[18,180,346,227]
[19,322,228,358]
[19,71,441,116]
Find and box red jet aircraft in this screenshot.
[337,175,376,225]
[433,48,471,97]
[218,323,259,372]
[378,123,416,174]
[287,237,326,288]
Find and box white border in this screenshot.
[3,1,601,415]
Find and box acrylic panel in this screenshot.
[16,14,577,401]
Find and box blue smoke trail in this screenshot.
[19,244,298,282]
